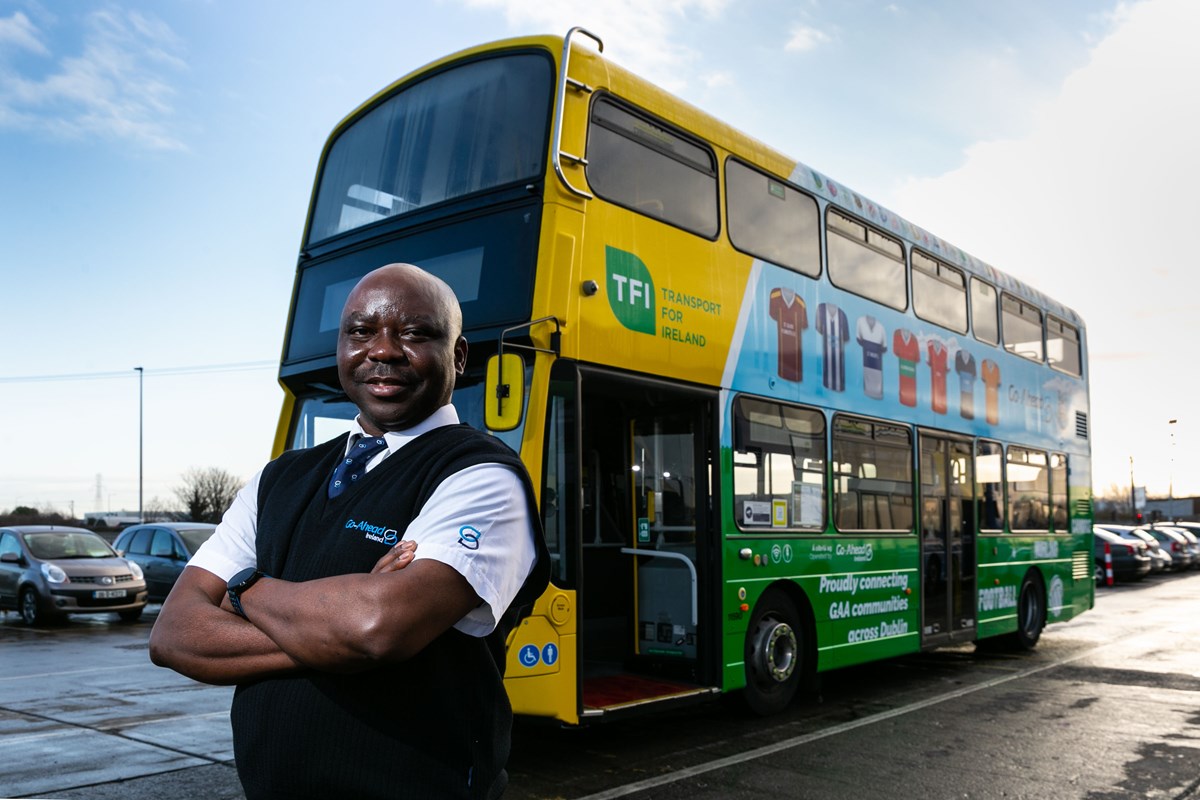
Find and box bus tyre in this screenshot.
[743,589,803,716]
[1006,572,1045,651]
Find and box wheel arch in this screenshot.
[1027,564,1048,615]
[1011,566,1047,650]
[762,578,817,677]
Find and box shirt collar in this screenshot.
[347,404,460,456]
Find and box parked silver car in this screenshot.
[1097,524,1172,573]
[0,526,148,625]
[1093,526,1152,584]
[1154,523,1200,567]
[1135,526,1195,571]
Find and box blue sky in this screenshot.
[2,0,1196,514]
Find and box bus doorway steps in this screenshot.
[582,674,714,712]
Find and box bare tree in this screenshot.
[1095,482,1133,522]
[143,496,178,522]
[174,468,243,523]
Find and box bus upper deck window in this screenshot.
[826,209,906,311]
[308,53,553,244]
[1002,294,1044,362]
[586,97,719,238]
[726,159,820,277]
[971,278,999,345]
[912,250,967,333]
[1047,316,1081,376]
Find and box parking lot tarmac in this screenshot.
[3,571,1199,799]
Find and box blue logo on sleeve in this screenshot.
[458,525,483,550]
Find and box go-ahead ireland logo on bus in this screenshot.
[606,245,656,335]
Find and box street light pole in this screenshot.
[135,366,144,523]
[1169,419,1178,515]
[1130,456,1136,523]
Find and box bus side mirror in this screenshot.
[485,353,525,431]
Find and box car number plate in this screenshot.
[93,589,126,599]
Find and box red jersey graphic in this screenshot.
[893,329,919,407]
[927,340,948,414]
[768,288,807,382]
[981,359,1001,425]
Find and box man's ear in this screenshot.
[454,336,468,375]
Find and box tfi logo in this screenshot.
[606,246,655,335]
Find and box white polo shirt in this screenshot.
[188,405,537,636]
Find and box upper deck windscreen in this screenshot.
[307,52,553,245]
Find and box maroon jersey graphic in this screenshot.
[768,288,807,381]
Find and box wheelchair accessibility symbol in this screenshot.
[518,644,540,668]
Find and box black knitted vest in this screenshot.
[230,425,548,800]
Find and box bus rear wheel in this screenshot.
[1006,572,1045,651]
[743,589,803,716]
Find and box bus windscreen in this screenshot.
[307,52,553,245]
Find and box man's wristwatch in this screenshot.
[227,568,265,619]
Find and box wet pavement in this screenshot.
[3,572,1199,799]
[0,605,240,799]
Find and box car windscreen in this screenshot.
[178,528,216,554]
[25,532,115,560]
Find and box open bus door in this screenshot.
[567,366,719,719]
[918,432,977,646]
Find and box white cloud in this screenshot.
[784,24,831,53]
[889,0,1200,495]
[702,70,733,89]
[461,0,731,91]
[0,10,48,55]
[0,9,187,151]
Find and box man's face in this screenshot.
[337,268,467,435]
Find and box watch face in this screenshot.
[229,567,261,591]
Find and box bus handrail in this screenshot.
[552,27,603,200]
[620,547,698,626]
[498,315,561,359]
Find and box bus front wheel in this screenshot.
[743,589,803,716]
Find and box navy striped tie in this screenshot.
[328,436,388,498]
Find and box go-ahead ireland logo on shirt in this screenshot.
[345,518,398,545]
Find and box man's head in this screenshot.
[337,263,467,435]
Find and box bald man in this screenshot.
[151,264,547,799]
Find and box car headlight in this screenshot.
[41,562,68,584]
[125,560,144,581]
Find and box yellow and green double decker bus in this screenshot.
[276,28,1094,725]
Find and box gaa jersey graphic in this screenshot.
[768,287,807,381]
[927,340,948,415]
[855,316,887,400]
[955,350,977,420]
[816,303,849,392]
[981,359,1002,425]
[893,329,919,407]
